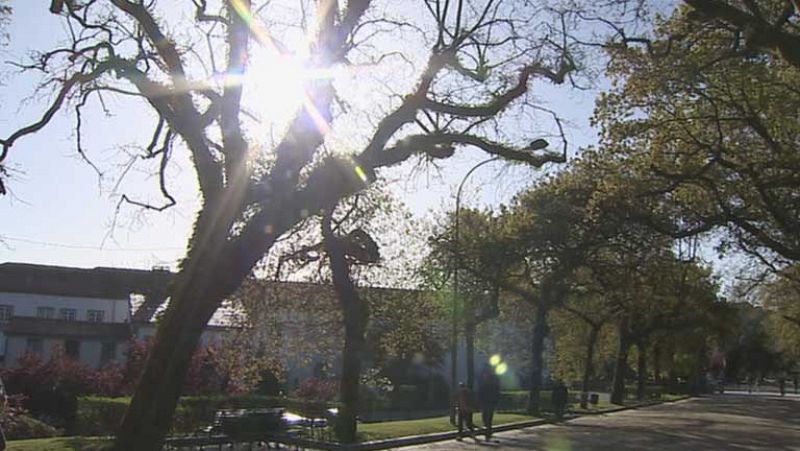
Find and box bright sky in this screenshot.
[0,1,600,271]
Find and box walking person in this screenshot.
[552,381,569,421]
[456,382,478,441]
[478,365,501,441]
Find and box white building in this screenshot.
[0,262,223,368]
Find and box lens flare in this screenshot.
[495,362,508,375]
[229,0,332,135]
[354,165,368,184]
[489,354,502,366]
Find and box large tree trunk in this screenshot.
[465,319,476,389]
[527,305,548,415]
[114,263,239,450]
[610,322,631,405]
[580,324,601,409]
[114,184,275,450]
[636,338,647,401]
[324,214,370,444]
[334,290,367,444]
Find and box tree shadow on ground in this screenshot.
[465,395,799,451]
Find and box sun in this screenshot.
[225,0,340,137]
[242,49,307,129]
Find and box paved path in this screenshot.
[404,394,800,451]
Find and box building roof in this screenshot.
[4,317,131,340]
[0,262,172,301]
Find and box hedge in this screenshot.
[75,395,337,436]
[2,414,60,440]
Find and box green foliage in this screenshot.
[356,412,537,442]
[723,303,786,379]
[73,398,127,438]
[594,4,800,264]
[548,307,617,383]
[760,266,800,366]
[75,395,289,437]
[7,437,112,451]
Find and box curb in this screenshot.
[573,395,691,417]
[331,419,551,451]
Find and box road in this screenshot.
[404,394,800,451]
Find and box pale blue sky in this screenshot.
[0,1,600,271]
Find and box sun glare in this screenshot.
[243,50,306,127]
[227,0,337,136]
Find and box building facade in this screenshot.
[0,262,177,368]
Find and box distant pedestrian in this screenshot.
[552,381,569,421]
[456,382,478,441]
[779,377,786,396]
[478,365,501,441]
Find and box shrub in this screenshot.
[3,414,60,440]
[74,397,129,437]
[76,395,288,436]
[292,378,338,403]
[0,394,59,440]
[2,351,94,428]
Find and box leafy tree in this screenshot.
[0,1,586,447]
[556,276,616,408]
[594,4,800,271]
[761,265,800,328]
[426,207,509,390]
[682,0,800,69]
[759,266,800,371]
[724,302,785,381]
[439,160,621,413]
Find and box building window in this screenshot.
[65,340,80,359]
[26,338,43,355]
[37,307,55,319]
[0,305,13,323]
[100,342,117,364]
[87,310,105,323]
[59,308,77,321]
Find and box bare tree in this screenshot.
[0,1,589,448]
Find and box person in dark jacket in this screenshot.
[478,365,501,441]
[552,381,569,421]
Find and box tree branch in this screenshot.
[220,0,249,181]
[110,0,187,77]
[0,62,115,167]
[684,0,800,68]
[421,60,575,117]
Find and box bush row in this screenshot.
[75,395,338,437]
[1,413,60,440]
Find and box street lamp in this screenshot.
[451,139,549,391]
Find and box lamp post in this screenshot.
[451,139,550,392]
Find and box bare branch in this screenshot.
[368,132,566,168]
[110,0,187,77]
[220,0,249,180]
[0,62,114,165]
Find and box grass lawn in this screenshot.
[8,396,687,449]
[8,437,112,451]
[357,412,537,442]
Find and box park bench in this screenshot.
[164,408,296,450]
